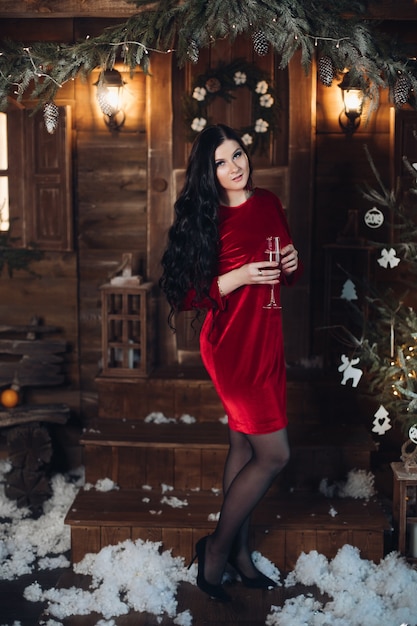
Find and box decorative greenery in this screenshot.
[0,0,416,113]
[344,146,417,434]
[183,59,279,155]
[0,221,44,277]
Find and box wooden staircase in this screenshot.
[65,368,391,571]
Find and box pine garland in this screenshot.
[0,0,416,112]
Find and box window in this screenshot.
[0,112,9,231]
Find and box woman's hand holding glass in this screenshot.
[216,243,299,299]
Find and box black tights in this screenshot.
[204,427,290,585]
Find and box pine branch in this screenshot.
[0,0,416,109]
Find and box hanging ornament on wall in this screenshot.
[364,206,384,229]
[340,279,358,301]
[393,73,411,105]
[252,30,269,56]
[187,39,200,64]
[409,424,417,445]
[318,56,334,87]
[43,101,59,134]
[372,405,392,435]
[338,354,363,387]
[377,247,400,269]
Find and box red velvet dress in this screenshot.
[192,188,302,435]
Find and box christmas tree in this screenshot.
[353,143,417,436]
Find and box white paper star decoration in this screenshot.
[338,354,363,387]
[340,279,358,301]
[372,405,392,435]
[377,247,400,269]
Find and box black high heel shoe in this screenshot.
[228,558,277,589]
[188,536,231,602]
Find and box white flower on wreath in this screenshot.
[255,80,269,95]
[191,117,207,132]
[254,119,269,133]
[234,71,247,85]
[241,133,253,146]
[192,86,207,101]
[260,93,274,108]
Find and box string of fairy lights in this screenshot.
[0,5,416,115]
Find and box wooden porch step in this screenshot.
[65,488,391,570]
[81,419,377,492]
[96,369,362,424]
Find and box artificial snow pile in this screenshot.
[2,460,417,626]
[319,468,376,500]
[25,539,194,625]
[0,459,82,580]
[266,545,417,626]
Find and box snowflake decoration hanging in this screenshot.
[377,247,400,269]
[372,405,392,435]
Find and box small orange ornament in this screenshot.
[1,387,20,408]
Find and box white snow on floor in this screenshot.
[1,460,416,625]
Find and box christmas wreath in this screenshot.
[183,59,279,155]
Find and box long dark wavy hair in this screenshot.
[160,124,253,328]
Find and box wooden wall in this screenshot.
[74,65,147,420]
[0,20,147,463]
[1,12,417,463]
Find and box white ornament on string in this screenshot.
[372,405,392,435]
[338,354,363,387]
[409,424,417,445]
[377,247,400,269]
[364,206,384,229]
[340,279,358,301]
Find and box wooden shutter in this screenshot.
[24,106,73,251]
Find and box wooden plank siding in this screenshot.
[75,67,147,418]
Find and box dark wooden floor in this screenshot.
[0,564,69,626]
[2,567,330,626]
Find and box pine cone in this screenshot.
[187,39,199,64]
[43,101,59,134]
[318,56,334,87]
[252,31,269,57]
[393,74,411,105]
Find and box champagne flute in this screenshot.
[263,236,281,309]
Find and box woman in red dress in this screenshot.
[160,124,302,601]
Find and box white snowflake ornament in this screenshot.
[377,247,400,269]
[372,405,392,435]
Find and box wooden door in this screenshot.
[147,41,313,368]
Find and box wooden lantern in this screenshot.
[100,282,154,378]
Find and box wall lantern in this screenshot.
[95,69,126,131]
[338,72,364,135]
